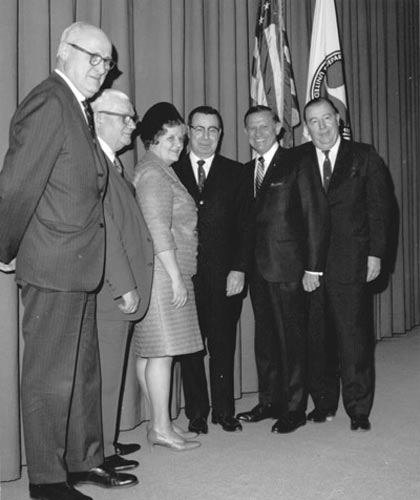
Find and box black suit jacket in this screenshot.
[0,72,108,291]
[173,153,254,281]
[247,146,329,283]
[291,140,391,283]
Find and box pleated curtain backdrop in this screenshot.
[0,0,419,482]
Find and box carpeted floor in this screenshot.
[2,328,420,500]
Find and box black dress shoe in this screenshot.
[104,454,139,471]
[114,442,141,456]
[211,415,243,432]
[29,482,92,500]
[307,408,336,423]
[69,464,138,488]
[236,403,274,422]
[271,413,306,433]
[350,415,371,431]
[188,417,208,434]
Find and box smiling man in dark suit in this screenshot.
[236,105,328,434]
[299,97,391,432]
[174,106,254,434]
[0,22,136,500]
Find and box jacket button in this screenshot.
[99,223,104,228]
[199,200,204,206]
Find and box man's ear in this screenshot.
[93,113,102,128]
[57,42,69,61]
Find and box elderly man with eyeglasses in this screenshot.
[90,89,153,474]
[0,22,139,500]
[174,106,254,434]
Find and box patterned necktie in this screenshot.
[197,160,206,192]
[82,100,95,139]
[255,156,265,195]
[113,157,124,177]
[322,150,332,192]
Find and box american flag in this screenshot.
[250,0,300,148]
[304,0,352,140]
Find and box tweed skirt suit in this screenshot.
[133,151,203,357]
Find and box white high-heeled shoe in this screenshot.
[147,429,201,452]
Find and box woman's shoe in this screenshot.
[172,422,198,440]
[147,429,201,452]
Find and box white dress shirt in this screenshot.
[189,151,214,184]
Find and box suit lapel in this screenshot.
[177,156,200,201]
[328,140,353,193]
[257,146,284,197]
[202,155,222,192]
[52,72,109,192]
[303,144,325,194]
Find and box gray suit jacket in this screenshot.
[0,72,108,291]
[97,159,154,322]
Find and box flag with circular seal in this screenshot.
[304,0,351,140]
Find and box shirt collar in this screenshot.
[315,136,341,165]
[96,136,115,163]
[256,142,279,168]
[190,151,214,171]
[54,69,86,104]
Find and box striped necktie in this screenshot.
[255,156,265,194]
[82,100,95,139]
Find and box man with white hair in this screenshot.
[0,22,136,500]
[89,89,153,474]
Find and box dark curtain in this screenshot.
[0,0,418,482]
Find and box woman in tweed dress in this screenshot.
[133,102,202,451]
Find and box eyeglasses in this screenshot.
[97,110,138,125]
[189,125,221,138]
[67,42,115,71]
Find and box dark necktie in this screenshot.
[197,160,206,192]
[113,157,124,177]
[255,156,265,194]
[322,150,332,191]
[82,100,95,139]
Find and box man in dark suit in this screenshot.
[0,23,136,500]
[89,90,153,473]
[236,105,328,433]
[299,97,391,431]
[174,106,254,433]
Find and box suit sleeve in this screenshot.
[297,162,329,272]
[0,93,64,262]
[103,187,136,299]
[366,146,391,258]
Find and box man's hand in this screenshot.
[226,271,245,297]
[366,256,381,282]
[302,271,321,292]
[118,289,140,314]
[0,259,16,273]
